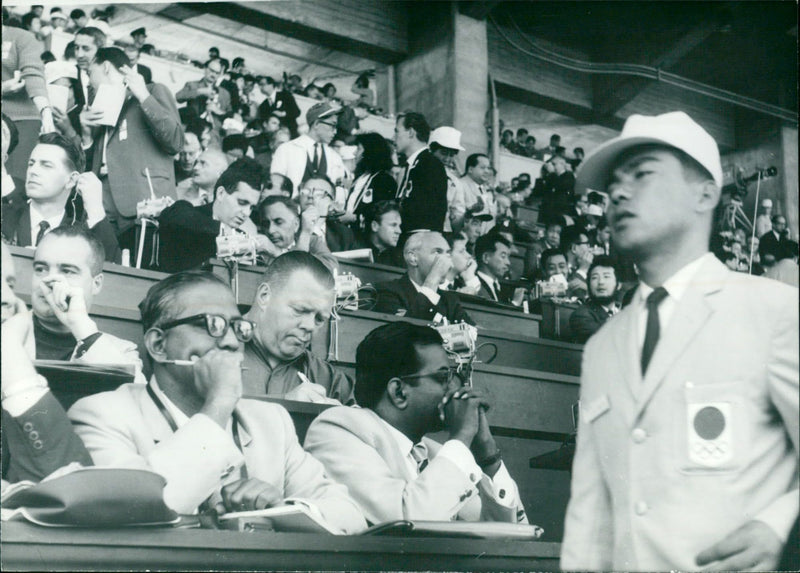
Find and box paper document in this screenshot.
[93,83,126,126]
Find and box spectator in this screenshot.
[2,22,57,182]
[207,46,220,62]
[755,198,773,238]
[538,133,561,160]
[351,72,375,108]
[241,251,355,404]
[81,47,182,244]
[342,132,396,232]
[175,58,231,123]
[394,112,448,233]
[1,241,93,486]
[1,133,119,261]
[129,27,154,57]
[1,113,25,211]
[69,9,88,32]
[175,131,201,184]
[373,231,473,325]
[764,239,799,287]
[474,233,522,305]
[266,173,293,198]
[500,129,514,151]
[523,219,562,280]
[304,83,324,100]
[286,73,304,95]
[176,147,228,206]
[540,248,569,282]
[445,232,481,295]
[539,154,575,225]
[24,226,144,386]
[70,26,106,129]
[511,128,528,155]
[158,157,264,272]
[254,195,335,268]
[123,44,152,85]
[221,133,250,163]
[67,270,366,531]
[522,135,538,158]
[428,126,464,232]
[462,208,490,256]
[297,176,356,252]
[356,200,402,266]
[561,111,798,571]
[305,321,528,524]
[321,82,337,102]
[271,102,346,191]
[569,146,584,171]
[452,153,495,233]
[760,213,790,265]
[563,227,593,299]
[256,76,300,138]
[568,255,619,343]
[49,8,68,31]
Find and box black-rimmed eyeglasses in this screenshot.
[398,366,463,386]
[159,314,255,342]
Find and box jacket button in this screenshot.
[635,501,648,515]
[28,431,39,441]
[33,440,43,450]
[469,473,478,482]
[23,422,34,432]
[631,428,647,443]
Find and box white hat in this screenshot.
[585,204,604,217]
[576,111,723,192]
[760,198,773,207]
[45,61,78,84]
[428,126,465,151]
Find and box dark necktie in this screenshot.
[35,221,50,246]
[411,443,429,473]
[641,287,669,376]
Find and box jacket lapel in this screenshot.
[635,258,726,417]
[136,382,180,445]
[613,304,642,404]
[17,205,32,246]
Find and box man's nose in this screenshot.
[217,325,241,351]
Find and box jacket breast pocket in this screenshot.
[675,380,747,475]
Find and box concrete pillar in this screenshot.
[780,125,798,239]
[452,10,489,156]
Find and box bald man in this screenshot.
[176,148,229,206]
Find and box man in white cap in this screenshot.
[561,111,798,571]
[755,197,773,238]
[428,126,465,232]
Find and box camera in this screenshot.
[536,280,568,299]
[335,272,361,310]
[216,233,257,264]
[136,196,174,220]
[435,321,478,357]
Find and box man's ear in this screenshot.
[405,250,417,268]
[214,186,226,202]
[144,327,167,363]
[91,272,103,296]
[386,378,409,409]
[255,281,271,310]
[371,220,380,234]
[696,180,721,215]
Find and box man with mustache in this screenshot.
[241,251,354,405]
[561,112,798,571]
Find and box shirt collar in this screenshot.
[637,252,714,306]
[476,270,499,287]
[404,146,426,167]
[29,202,65,231]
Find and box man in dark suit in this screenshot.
[297,177,356,253]
[256,76,301,138]
[158,158,263,272]
[474,233,524,306]
[70,26,106,133]
[123,44,152,84]
[1,133,119,261]
[568,255,619,343]
[394,112,448,234]
[759,214,790,266]
[80,47,183,245]
[374,231,473,325]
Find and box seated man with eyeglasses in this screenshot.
[67,270,367,530]
[304,321,527,524]
[296,177,356,253]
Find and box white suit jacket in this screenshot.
[270,134,346,191]
[561,257,799,571]
[68,383,366,533]
[304,406,527,525]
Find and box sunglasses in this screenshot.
[159,313,255,342]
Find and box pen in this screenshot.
[164,359,248,370]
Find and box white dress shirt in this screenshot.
[29,204,65,245]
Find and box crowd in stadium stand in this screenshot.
[1,5,798,570]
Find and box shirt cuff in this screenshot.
[2,375,50,416]
[418,286,441,306]
[437,439,482,486]
[480,461,521,508]
[463,275,481,290]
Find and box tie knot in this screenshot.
[647,286,669,308]
[39,221,50,231]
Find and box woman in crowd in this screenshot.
[340,132,396,235]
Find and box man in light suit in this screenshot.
[561,112,798,571]
[304,321,527,525]
[68,270,366,532]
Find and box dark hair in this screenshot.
[772,213,787,224]
[562,226,589,251]
[256,194,300,226]
[355,73,370,89]
[268,174,294,196]
[75,26,106,48]
[465,153,489,171]
[367,200,401,231]
[516,128,528,137]
[232,57,244,68]
[550,134,561,143]
[139,270,231,331]
[574,147,584,156]
[209,46,219,56]
[70,9,86,20]
[540,248,567,269]
[502,129,513,138]
[588,255,617,278]
[93,47,130,71]
[777,239,798,261]
[64,41,76,60]
[2,113,19,155]
[222,134,249,153]
[259,251,334,296]
[214,157,263,196]
[21,12,39,30]
[40,50,56,64]
[37,132,85,172]
[355,322,443,408]
[397,112,430,144]
[354,132,393,177]
[475,233,510,265]
[322,82,336,96]
[218,58,230,71]
[42,225,105,275]
[525,135,537,145]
